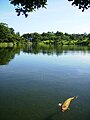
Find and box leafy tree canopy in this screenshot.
[9,0,47,17]
[9,0,90,17]
[68,0,90,12]
[0,22,27,43]
[22,31,90,46]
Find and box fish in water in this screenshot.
[58,96,78,112]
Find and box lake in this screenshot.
[0,45,90,120]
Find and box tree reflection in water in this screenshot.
[0,44,90,65]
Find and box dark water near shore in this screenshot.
[0,45,90,120]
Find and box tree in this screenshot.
[9,0,47,17]
[0,22,26,43]
[9,28,15,34]
[68,0,90,12]
[0,23,11,42]
[55,31,63,36]
[9,0,90,17]
[16,32,20,36]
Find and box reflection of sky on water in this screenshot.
[0,48,90,120]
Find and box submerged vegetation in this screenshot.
[0,22,90,46]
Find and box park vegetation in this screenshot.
[0,22,90,46]
[22,31,90,46]
[0,22,29,47]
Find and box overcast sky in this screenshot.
[0,0,90,35]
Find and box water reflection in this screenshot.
[0,44,90,65]
[0,44,90,120]
[0,47,20,65]
[23,44,90,55]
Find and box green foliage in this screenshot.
[68,0,90,12]
[0,22,28,43]
[9,0,90,17]
[22,31,90,46]
[0,22,90,46]
[9,0,47,17]
[0,23,11,41]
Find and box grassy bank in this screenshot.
[0,42,32,48]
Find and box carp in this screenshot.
[58,96,78,112]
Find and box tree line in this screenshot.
[0,22,27,44]
[22,31,90,46]
[0,22,90,46]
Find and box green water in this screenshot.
[0,45,90,120]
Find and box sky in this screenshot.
[0,0,90,35]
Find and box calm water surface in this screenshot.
[0,45,90,120]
